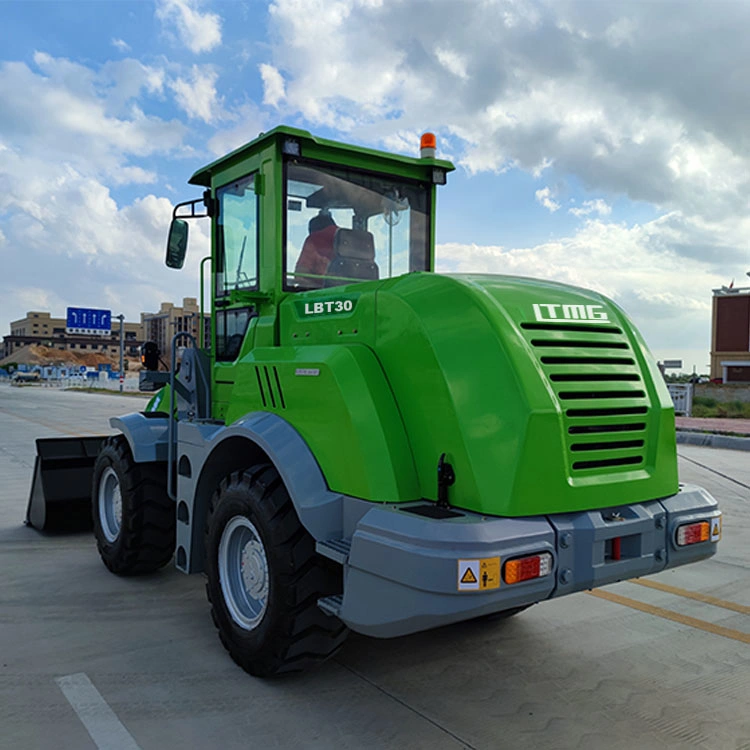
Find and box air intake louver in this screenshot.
[255,366,286,410]
[522,321,649,473]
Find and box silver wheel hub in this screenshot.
[219,516,269,630]
[98,467,122,543]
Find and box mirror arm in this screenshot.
[172,189,217,220]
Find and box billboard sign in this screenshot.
[66,307,112,336]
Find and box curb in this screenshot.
[676,431,750,452]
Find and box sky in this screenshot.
[1,0,749,373]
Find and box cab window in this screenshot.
[284,161,430,290]
[216,174,258,296]
[214,308,256,362]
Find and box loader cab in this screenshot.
[167,126,454,419]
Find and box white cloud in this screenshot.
[259,64,286,108]
[111,38,131,53]
[260,0,750,228]
[169,65,222,123]
[570,199,611,217]
[535,186,560,212]
[0,55,184,182]
[435,47,468,80]
[0,162,211,336]
[207,104,268,156]
[0,52,201,339]
[155,0,222,54]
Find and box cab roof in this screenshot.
[189,125,455,187]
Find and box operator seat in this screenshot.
[324,228,379,287]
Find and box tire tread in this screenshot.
[205,464,348,677]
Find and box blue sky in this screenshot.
[2,0,749,372]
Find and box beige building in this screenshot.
[141,297,211,364]
[710,286,750,382]
[3,311,141,360]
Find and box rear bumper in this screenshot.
[333,484,720,637]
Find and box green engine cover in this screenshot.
[221,271,680,518]
[373,273,678,516]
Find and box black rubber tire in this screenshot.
[205,464,349,677]
[92,435,175,575]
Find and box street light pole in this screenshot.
[117,314,124,393]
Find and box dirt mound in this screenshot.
[0,344,140,370]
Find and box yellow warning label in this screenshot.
[710,515,722,543]
[457,558,501,591]
[479,558,500,590]
[461,567,478,584]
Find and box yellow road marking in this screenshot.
[633,578,750,615]
[587,589,750,645]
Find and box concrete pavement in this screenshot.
[1,383,749,750]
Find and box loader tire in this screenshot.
[92,435,175,575]
[205,464,349,677]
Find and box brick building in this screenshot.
[710,285,750,383]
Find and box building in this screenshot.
[3,299,210,364]
[3,311,141,361]
[140,297,211,364]
[710,285,750,383]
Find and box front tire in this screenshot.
[205,464,348,677]
[92,435,175,575]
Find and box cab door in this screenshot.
[212,173,260,420]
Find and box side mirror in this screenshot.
[166,219,189,269]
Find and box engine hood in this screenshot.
[373,272,678,517]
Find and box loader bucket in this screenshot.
[26,436,106,532]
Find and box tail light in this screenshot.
[676,521,710,546]
[503,552,553,584]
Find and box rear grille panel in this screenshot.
[521,322,623,334]
[523,321,650,474]
[568,422,646,435]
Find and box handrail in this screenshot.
[199,255,212,350]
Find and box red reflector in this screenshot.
[676,522,710,546]
[611,536,621,561]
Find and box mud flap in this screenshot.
[26,436,106,531]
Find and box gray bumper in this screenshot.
[330,484,721,638]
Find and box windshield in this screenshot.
[284,161,430,290]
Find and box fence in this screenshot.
[667,383,693,416]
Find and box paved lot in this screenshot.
[1,384,748,750]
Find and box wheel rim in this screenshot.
[218,516,269,630]
[98,466,122,543]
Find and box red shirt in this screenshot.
[294,225,338,280]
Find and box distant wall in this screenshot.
[695,384,750,403]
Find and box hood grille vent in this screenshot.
[523,320,649,473]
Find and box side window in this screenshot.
[215,308,256,362]
[216,174,258,295]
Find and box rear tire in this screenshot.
[92,435,175,575]
[205,464,348,677]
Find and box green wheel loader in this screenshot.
[27,127,722,677]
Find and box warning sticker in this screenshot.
[461,567,478,584]
[457,558,501,591]
[710,515,722,543]
[479,558,500,590]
